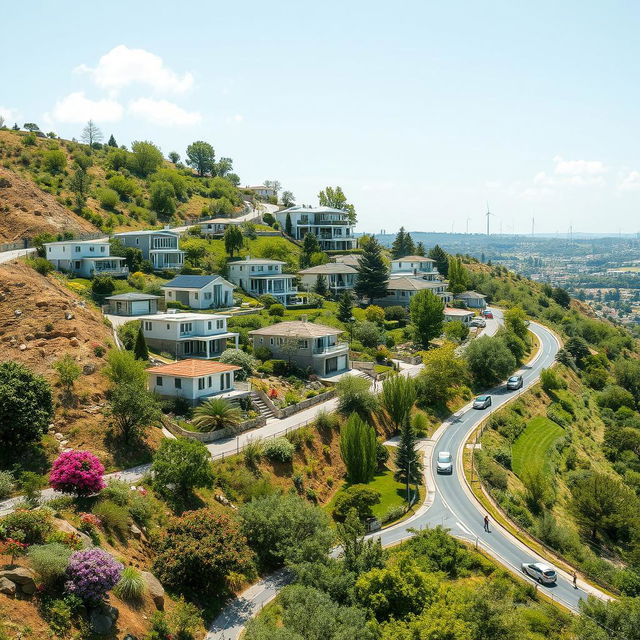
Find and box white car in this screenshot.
[470,318,486,328]
[521,562,557,585]
[473,395,492,410]
[436,451,453,474]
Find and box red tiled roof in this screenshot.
[146,359,240,377]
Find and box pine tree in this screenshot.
[314,274,328,297]
[134,325,149,361]
[415,241,426,257]
[107,134,117,147]
[300,232,321,268]
[340,413,377,483]
[354,237,389,303]
[285,212,292,236]
[394,422,423,488]
[337,290,354,323]
[428,244,449,276]
[404,232,416,256]
[391,227,416,258]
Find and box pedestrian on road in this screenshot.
[573,571,578,589]
[483,515,490,533]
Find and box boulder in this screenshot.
[141,571,164,610]
[0,577,16,595]
[90,605,118,635]
[53,518,93,549]
[83,363,96,375]
[69,337,80,347]
[0,568,36,594]
[129,524,142,539]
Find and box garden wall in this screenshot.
[163,415,267,443]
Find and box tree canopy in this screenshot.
[410,289,444,348]
[354,237,388,303]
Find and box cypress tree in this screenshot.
[107,134,118,147]
[404,232,416,256]
[314,274,328,297]
[415,241,426,257]
[300,232,321,268]
[134,325,149,361]
[285,212,292,236]
[354,237,388,303]
[337,290,354,323]
[428,244,449,276]
[394,421,423,488]
[380,375,416,431]
[340,413,377,483]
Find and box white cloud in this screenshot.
[225,113,244,124]
[618,171,640,191]
[128,98,201,126]
[49,91,124,123]
[0,106,19,123]
[76,45,194,94]
[553,155,607,176]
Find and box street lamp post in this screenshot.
[348,315,356,341]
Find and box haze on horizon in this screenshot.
[2,0,639,235]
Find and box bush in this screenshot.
[540,368,566,392]
[65,548,123,603]
[263,437,295,463]
[271,359,290,376]
[96,187,119,210]
[0,471,14,499]
[268,303,285,317]
[259,294,279,308]
[113,566,145,601]
[128,493,155,528]
[475,452,508,490]
[28,257,54,275]
[28,543,72,586]
[384,306,406,322]
[332,485,381,522]
[253,346,272,362]
[219,348,256,380]
[100,479,131,506]
[91,275,116,295]
[0,508,52,543]
[381,505,406,524]
[93,500,129,538]
[49,450,105,496]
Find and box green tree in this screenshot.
[104,348,147,386]
[285,212,293,235]
[380,375,416,430]
[395,421,423,488]
[318,186,356,224]
[337,509,384,574]
[576,596,640,640]
[69,166,91,208]
[107,134,117,147]
[427,244,449,276]
[300,232,321,268]
[53,354,81,392]
[354,237,388,303]
[365,305,385,324]
[150,180,176,218]
[186,140,215,176]
[332,485,381,522]
[239,494,334,569]
[443,320,469,343]
[108,382,160,442]
[446,257,469,294]
[410,289,444,348]
[192,398,243,432]
[336,375,378,420]
[465,336,516,386]
[81,120,102,147]
[415,342,468,406]
[91,274,115,294]
[168,151,180,164]
[43,149,67,174]
[415,241,426,257]
[282,191,295,207]
[216,156,233,177]
[0,362,53,452]
[504,305,529,341]
[152,438,215,498]
[615,358,640,404]
[129,140,164,177]
[23,122,40,132]
[552,287,571,308]
[313,274,328,297]
[340,413,377,483]
[224,225,244,257]
[133,325,148,360]
[391,226,415,258]
[337,291,354,324]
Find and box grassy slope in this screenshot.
[512,416,565,478]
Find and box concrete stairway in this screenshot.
[249,392,277,420]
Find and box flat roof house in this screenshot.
[245,185,276,199]
[275,206,357,252]
[113,229,185,271]
[454,291,487,309]
[390,255,439,280]
[444,307,475,325]
[162,275,235,310]
[198,218,243,236]
[147,359,242,405]
[249,320,350,377]
[382,277,453,307]
[298,263,357,294]
[141,312,239,359]
[104,292,163,316]
[44,239,128,278]
[227,257,298,306]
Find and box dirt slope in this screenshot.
[0,166,98,243]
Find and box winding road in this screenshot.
[207,315,608,639]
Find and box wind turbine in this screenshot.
[485,202,495,236]
[466,217,471,235]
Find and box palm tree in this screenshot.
[192,398,243,433]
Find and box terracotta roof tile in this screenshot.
[146,359,240,377]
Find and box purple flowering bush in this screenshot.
[49,450,106,496]
[65,548,123,603]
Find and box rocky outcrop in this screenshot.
[141,571,165,610]
[89,604,119,635]
[0,567,37,595]
[0,577,16,595]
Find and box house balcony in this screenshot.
[313,342,349,355]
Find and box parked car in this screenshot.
[470,318,486,328]
[521,562,557,585]
[483,309,494,319]
[507,375,523,390]
[436,451,453,474]
[473,395,492,409]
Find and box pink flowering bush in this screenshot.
[80,512,102,527]
[65,548,122,603]
[49,450,106,497]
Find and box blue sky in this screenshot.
[2,0,639,234]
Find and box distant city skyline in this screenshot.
[2,1,640,233]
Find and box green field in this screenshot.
[512,416,564,478]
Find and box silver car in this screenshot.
[436,451,453,474]
[507,375,523,390]
[470,318,486,328]
[473,395,492,409]
[521,562,557,585]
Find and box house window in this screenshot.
[175,378,182,389]
[156,377,163,386]
[208,376,212,387]
[166,324,170,330]
[89,247,94,252]
[198,378,205,390]
[167,291,173,297]
[100,246,105,253]
[297,339,308,349]
[217,320,224,329]
[136,239,139,245]
[269,338,274,345]
[144,321,152,331]
[208,321,212,330]
[75,246,81,252]
[223,372,231,389]
[180,323,192,334]
[204,292,212,300]
[194,293,199,300]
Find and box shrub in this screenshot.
[93,500,130,538]
[271,359,290,376]
[0,471,14,499]
[49,450,105,496]
[332,485,381,522]
[263,437,295,463]
[91,275,115,295]
[100,479,131,506]
[381,505,406,524]
[315,410,340,431]
[28,257,54,275]
[28,543,72,586]
[259,294,279,308]
[113,566,145,601]
[128,493,154,528]
[540,368,566,392]
[219,348,256,380]
[253,346,272,362]
[268,303,285,317]
[243,438,264,468]
[0,508,52,543]
[96,187,119,210]
[65,548,123,603]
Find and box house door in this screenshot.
[184,342,192,355]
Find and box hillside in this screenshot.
[0,166,98,243]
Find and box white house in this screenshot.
[381,277,453,307]
[298,263,357,294]
[454,291,488,309]
[227,257,298,305]
[44,239,128,278]
[275,206,357,252]
[444,307,475,325]
[245,185,276,199]
[104,292,163,316]
[390,255,439,280]
[162,275,235,310]
[147,359,242,405]
[113,229,185,271]
[141,312,239,359]
[198,218,242,236]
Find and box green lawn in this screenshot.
[512,416,564,478]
